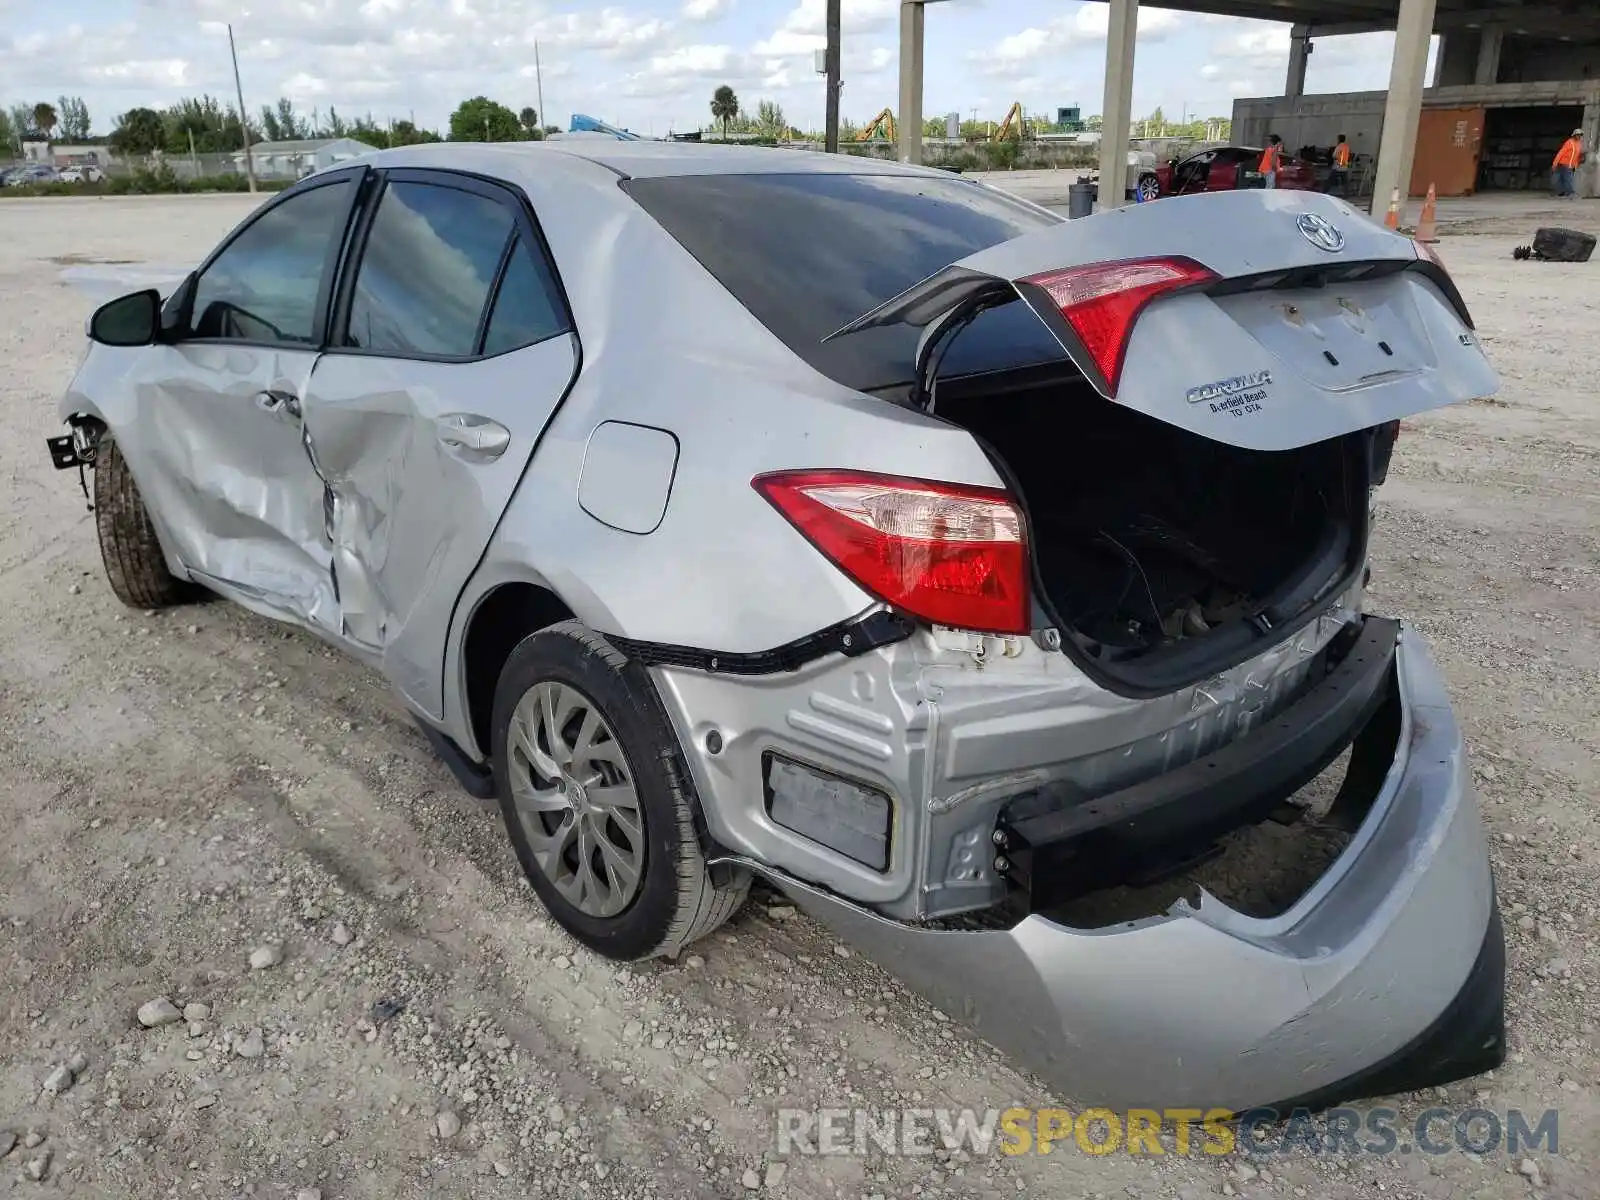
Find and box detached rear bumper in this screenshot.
[751,627,1504,1112]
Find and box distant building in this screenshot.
[232,137,378,180]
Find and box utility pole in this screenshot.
[824,0,841,153]
[227,22,257,193]
[535,41,547,136]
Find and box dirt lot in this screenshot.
[1,193,1596,1199]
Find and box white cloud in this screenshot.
[1199,63,1222,80]
[1212,25,1291,66]
[781,0,898,37]
[1070,5,1182,41]
[751,28,822,57]
[975,3,1183,72]
[992,28,1054,65]
[682,0,728,18]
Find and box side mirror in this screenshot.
[88,289,161,347]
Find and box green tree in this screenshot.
[448,96,521,142]
[349,114,386,144]
[754,98,785,138]
[390,119,442,146]
[324,106,348,137]
[56,96,92,141]
[518,106,544,139]
[709,85,739,138]
[32,101,58,142]
[109,107,166,156]
[0,107,14,153]
[160,95,257,155]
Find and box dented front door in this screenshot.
[298,171,579,718]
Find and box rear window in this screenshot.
[622,171,1068,394]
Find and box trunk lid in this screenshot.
[827,188,1498,452]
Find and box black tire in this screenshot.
[1531,227,1596,263]
[93,435,195,609]
[490,621,749,961]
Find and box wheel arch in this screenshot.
[457,580,578,759]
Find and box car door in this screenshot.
[125,169,365,631]
[1175,151,1215,194]
[298,169,579,718]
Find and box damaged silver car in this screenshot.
[51,143,1506,1113]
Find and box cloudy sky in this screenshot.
[3,0,1433,137]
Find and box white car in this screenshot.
[59,165,105,184]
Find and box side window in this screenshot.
[481,236,567,356]
[345,180,514,357]
[189,178,355,345]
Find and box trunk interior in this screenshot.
[934,368,1372,692]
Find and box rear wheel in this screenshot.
[490,621,749,960]
[1135,174,1160,202]
[93,435,195,609]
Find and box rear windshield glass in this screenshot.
[622,171,1068,394]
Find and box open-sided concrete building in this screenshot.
[896,1,1600,203]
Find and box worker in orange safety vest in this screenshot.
[1553,129,1584,198]
[1259,134,1284,189]
[1327,134,1352,197]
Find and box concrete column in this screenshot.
[897,1,925,164]
[1583,102,1600,199]
[1369,0,1437,211]
[1097,0,1138,210]
[1475,23,1503,86]
[1285,26,1311,99]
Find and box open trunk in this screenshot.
[934,367,1380,693]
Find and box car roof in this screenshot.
[349,138,955,182]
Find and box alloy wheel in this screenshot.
[506,680,645,918]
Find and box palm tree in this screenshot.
[32,101,58,145]
[709,85,739,140]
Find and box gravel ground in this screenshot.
[1,193,1596,1198]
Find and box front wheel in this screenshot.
[93,435,196,609]
[490,621,749,961]
[1135,174,1160,202]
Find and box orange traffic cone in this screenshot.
[1383,187,1401,230]
[1414,184,1439,243]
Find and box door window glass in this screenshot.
[345,180,514,357]
[481,236,566,356]
[189,178,354,345]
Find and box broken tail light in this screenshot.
[753,469,1029,636]
[1020,257,1218,395]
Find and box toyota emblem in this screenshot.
[1296,212,1346,253]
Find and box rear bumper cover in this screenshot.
[737,627,1503,1111]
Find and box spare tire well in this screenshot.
[462,583,575,756]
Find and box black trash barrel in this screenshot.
[1068,176,1095,219]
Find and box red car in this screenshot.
[1154,145,1317,198]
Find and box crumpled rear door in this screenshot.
[297,171,580,718]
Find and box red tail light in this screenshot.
[1020,257,1218,395]
[753,469,1030,636]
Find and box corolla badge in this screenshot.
[1186,369,1272,405]
[1296,212,1346,253]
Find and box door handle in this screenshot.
[436,413,511,462]
[256,388,301,419]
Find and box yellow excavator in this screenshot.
[992,101,1025,141]
[857,108,896,142]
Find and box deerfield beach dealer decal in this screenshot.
[1186,369,1273,418]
